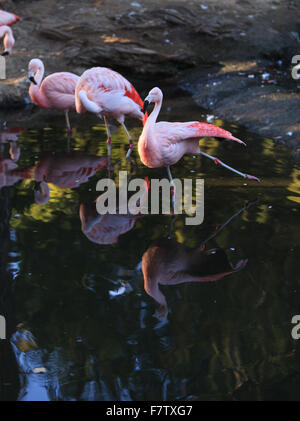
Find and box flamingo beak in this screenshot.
[29,76,37,85]
[1,51,9,56]
[34,181,41,192]
[142,100,149,114]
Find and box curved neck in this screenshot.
[29,63,47,106]
[148,96,162,127]
[143,96,162,142]
[34,62,45,87]
[0,26,11,38]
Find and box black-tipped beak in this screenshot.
[34,181,41,191]
[142,100,149,114]
[29,76,37,85]
[1,51,9,56]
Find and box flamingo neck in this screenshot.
[0,26,11,37]
[29,63,48,106]
[143,96,162,144]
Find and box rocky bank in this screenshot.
[1,0,300,157]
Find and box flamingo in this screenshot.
[0,25,14,56]
[0,10,20,26]
[28,58,79,133]
[75,67,147,161]
[139,87,260,187]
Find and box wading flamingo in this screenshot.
[139,87,260,185]
[0,10,20,26]
[28,58,79,133]
[75,67,147,160]
[0,26,14,55]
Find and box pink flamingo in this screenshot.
[75,67,147,160]
[0,10,20,26]
[28,58,79,133]
[0,25,14,55]
[139,87,260,185]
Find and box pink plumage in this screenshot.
[0,10,20,26]
[75,67,146,123]
[75,67,147,159]
[28,58,79,132]
[138,87,260,182]
[0,25,15,55]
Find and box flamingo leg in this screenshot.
[103,116,112,172]
[199,151,260,182]
[167,165,176,212]
[121,122,134,159]
[65,110,71,133]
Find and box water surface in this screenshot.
[0,97,300,401]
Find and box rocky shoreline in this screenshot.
[1,0,300,158]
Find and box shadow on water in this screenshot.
[0,94,300,401]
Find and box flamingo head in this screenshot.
[28,58,43,85]
[142,87,163,113]
[1,26,14,56]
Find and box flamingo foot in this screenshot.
[246,174,260,182]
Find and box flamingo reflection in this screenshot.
[80,177,149,245]
[8,151,107,204]
[141,202,258,320]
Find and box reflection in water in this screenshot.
[0,187,20,400]
[80,176,148,245]
[142,234,247,321]
[0,127,22,189]
[0,105,300,401]
[80,204,141,245]
[4,151,107,204]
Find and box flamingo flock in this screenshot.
[1,6,260,193]
[26,65,260,183]
[0,4,262,322]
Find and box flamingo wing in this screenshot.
[0,10,20,26]
[77,67,147,122]
[41,72,79,108]
[155,121,243,145]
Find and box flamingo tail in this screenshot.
[188,122,246,146]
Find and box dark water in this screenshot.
[0,97,300,401]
